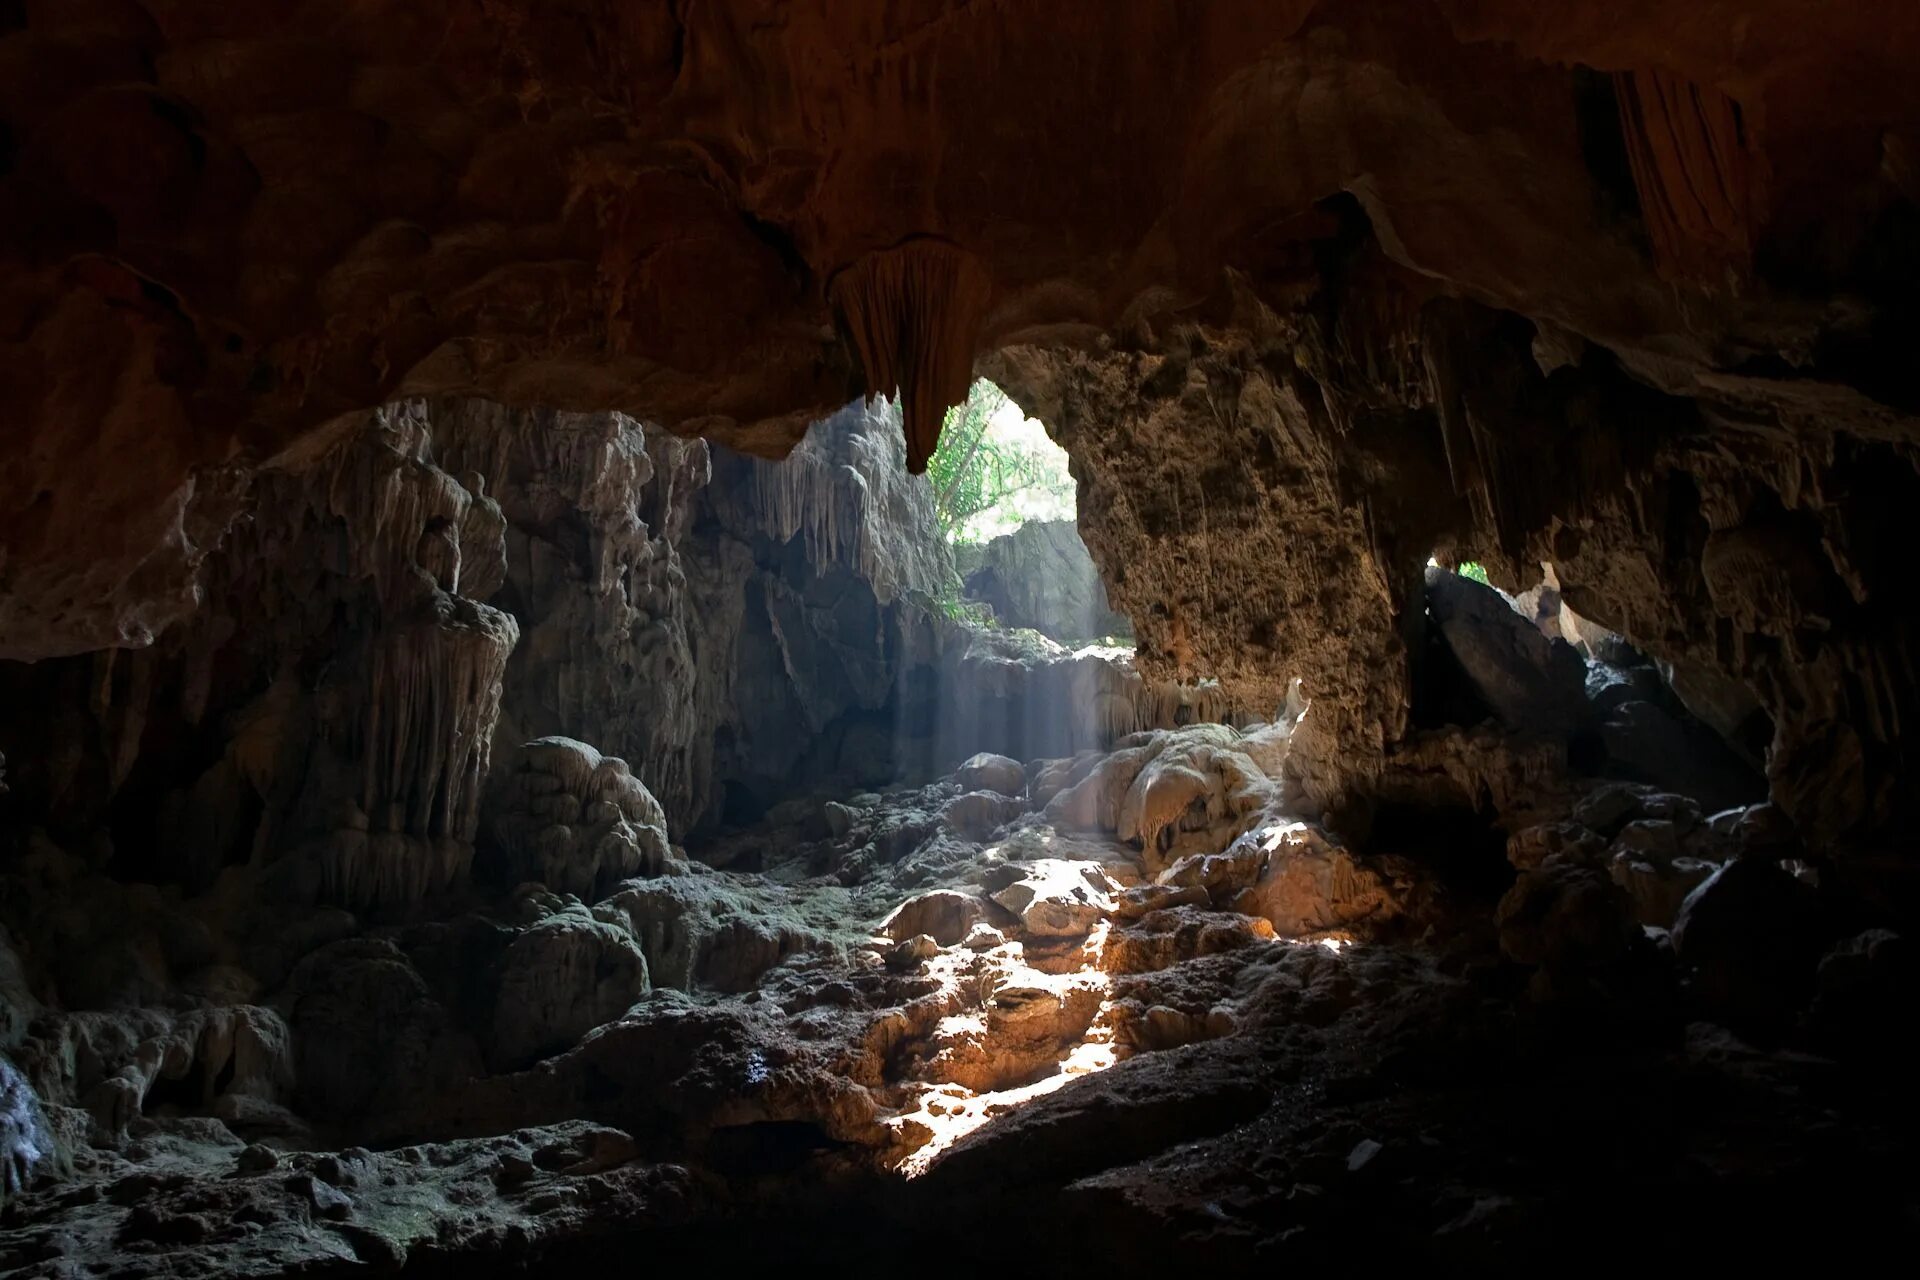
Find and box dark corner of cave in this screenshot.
[4,4,1920,1274]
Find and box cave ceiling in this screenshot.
[3,2,1919,845]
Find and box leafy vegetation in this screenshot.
[925,379,1076,543]
[1457,561,1491,585]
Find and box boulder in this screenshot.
[1425,566,1591,737]
[941,790,1023,839]
[1599,701,1765,816]
[879,890,986,947]
[491,904,650,1070]
[285,939,479,1122]
[1230,823,1419,938]
[1496,855,1639,973]
[991,861,1118,938]
[1671,856,1833,1030]
[1505,820,1606,871]
[594,874,828,993]
[1609,851,1719,929]
[955,752,1027,797]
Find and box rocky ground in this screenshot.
[6,653,1918,1272]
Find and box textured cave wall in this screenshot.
[0,393,1224,907]
[990,256,1916,848]
[3,1,1919,853]
[0,401,521,908]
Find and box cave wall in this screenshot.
[3,1,1918,853]
[0,393,1228,910]
[990,253,1916,848]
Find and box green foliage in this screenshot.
[926,380,1076,543]
[1457,561,1491,585]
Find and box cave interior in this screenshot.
[3,1,1920,1272]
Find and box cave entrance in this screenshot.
[931,379,1131,649]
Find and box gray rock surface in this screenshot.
[960,520,1131,642]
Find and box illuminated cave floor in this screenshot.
[6,725,1918,1274]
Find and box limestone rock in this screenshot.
[488,738,674,901]
[1230,823,1420,939]
[1671,857,1833,1030]
[1496,856,1639,975]
[1598,701,1765,817]
[1101,908,1276,975]
[991,863,1118,939]
[880,891,986,948]
[960,521,1131,643]
[1,1055,62,1208]
[595,875,830,993]
[283,940,478,1123]
[955,753,1027,798]
[941,791,1023,840]
[1424,567,1591,739]
[491,903,651,1070]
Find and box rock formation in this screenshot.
[958,519,1132,643]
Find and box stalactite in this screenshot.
[830,239,993,473]
[1614,69,1764,287]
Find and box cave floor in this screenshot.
[5,725,1918,1274]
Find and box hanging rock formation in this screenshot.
[831,240,995,474]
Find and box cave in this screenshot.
[3,4,1920,1272]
